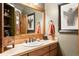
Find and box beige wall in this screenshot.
[45,3,78,56]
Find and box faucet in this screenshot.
[26,37,36,43]
[32,37,36,42]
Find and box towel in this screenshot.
[35,24,41,33]
[48,23,55,35]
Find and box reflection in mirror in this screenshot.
[27,13,35,33]
[11,3,44,34]
[15,8,21,35]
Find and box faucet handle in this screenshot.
[29,38,31,42]
[33,37,36,42]
[26,38,30,43]
[32,38,34,42]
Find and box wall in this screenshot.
[45,3,78,56]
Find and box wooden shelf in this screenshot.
[4,25,11,28]
[4,3,15,36]
[4,16,11,19]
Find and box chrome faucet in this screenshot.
[26,37,36,43]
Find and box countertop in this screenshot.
[0,39,58,56]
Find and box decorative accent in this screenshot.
[27,13,35,33]
[58,3,78,33]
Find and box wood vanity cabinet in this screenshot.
[16,53,28,56]
[28,43,57,56]
[29,46,49,56]
[49,43,57,56]
[43,53,49,56]
[49,48,57,56]
[16,43,58,56]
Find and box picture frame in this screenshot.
[27,13,35,33]
[58,3,78,33]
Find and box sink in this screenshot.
[22,41,43,47]
[22,40,48,47]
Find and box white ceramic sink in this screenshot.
[22,40,48,47]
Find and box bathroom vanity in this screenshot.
[0,40,58,56]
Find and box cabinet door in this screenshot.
[49,48,57,56]
[15,53,28,56]
[49,43,57,56]
[43,53,49,56]
[49,43,57,51]
[29,46,49,56]
[19,53,28,56]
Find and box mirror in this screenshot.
[11,3,44,34]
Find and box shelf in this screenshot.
[4,25,11,28]
[4,3,15,37]
[4,16,11,19]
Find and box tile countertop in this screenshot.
[0,39,58,56]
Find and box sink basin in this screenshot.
[22,41,43,47]
[22,40,48,47]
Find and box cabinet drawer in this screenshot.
[29,46,49,56]
[43,53,49,56]
[20,53,28,56]
[49,43,57,50]
[15,53,28,56]
[49,48,57,56]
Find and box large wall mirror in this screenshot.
[11,3,44,34]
